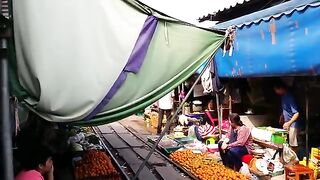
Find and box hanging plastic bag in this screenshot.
[188,125,196,138]
[283,144,298,164]
[222,120,230,129]
[239,162,252,179]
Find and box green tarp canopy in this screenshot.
[10,0,225,125]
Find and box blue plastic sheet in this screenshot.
[215,4,320,77]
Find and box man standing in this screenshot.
[157,91,174,134]
[274,82,299,152]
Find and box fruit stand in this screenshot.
[74,150,120,180]
[170,150,247,180]
[67,127,123,180]
[144,122,288,179]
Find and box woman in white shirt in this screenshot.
[157,91,174,134]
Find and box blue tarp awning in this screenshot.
[214,0,320,78]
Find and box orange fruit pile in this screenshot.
[74,150,120,180]
[170,150,247,180]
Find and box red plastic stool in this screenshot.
[285,164,314,180]
[242,154,253,164]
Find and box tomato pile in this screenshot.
[170,150,247,180]
[74,150,120,180]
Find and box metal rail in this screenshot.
[121,124,198,180]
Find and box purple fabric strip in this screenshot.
[84,16,158,121]
[125,16,158,73]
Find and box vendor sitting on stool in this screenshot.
[218,113,253,171]
[194,100,217,141]
[194,119,217,141]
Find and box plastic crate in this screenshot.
[158,138,182,155]
[271,132,288,144]
[257,127,288,144]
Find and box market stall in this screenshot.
[170,150,246,180]
[211,0,320,178]
[140,62,287,179]
[65,127,123,180]
[145,125,288,179]
[3,0,226,178]
[14,123,125,180]
[137,1,320,179]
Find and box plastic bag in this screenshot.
[178,115,189,126]
[283,144,298,164]
[188,125,196,138]
[239,162,252,179]
[222,120,230,129]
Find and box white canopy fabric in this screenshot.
[11,0,225,125]
[13,0,147,121]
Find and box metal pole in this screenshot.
[0,0,14,178]
[0,36,14,180]
[305,82,309,166]
[215,93,222,137]
[177,85,180,104]
[133,55,215,180]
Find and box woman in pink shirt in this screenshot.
[15,145,54,180]
[218,113,253,171]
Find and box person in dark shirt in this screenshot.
[274,82,299,153]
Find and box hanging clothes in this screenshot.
[211,60,224,93]
[201,63,213,94]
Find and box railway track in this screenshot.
[93,122,197,180]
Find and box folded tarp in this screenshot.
[11,0,225,125]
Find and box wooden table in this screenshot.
[253,139,283,150]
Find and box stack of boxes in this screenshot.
[299,147,320,178]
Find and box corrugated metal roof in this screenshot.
[214,0,320,29]
[198,0,254,22]
[215,0,251,13]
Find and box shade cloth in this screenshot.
[11,0,225,125]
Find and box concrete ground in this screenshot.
[271,174,284,180]
[120,114,156,135]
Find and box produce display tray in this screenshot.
[158,138,183,155]
[160,145,183,156]
[175,137,194,145]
